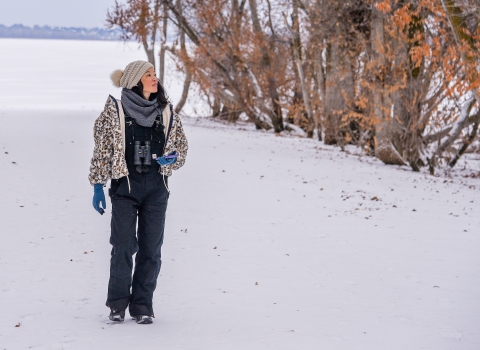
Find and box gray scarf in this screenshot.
[121,88,165,127]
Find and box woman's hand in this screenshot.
[93,183,106,215]
[156,152,178,167]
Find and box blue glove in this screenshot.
[156,152,178,167]
[92,183,106,215]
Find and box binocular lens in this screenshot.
[134,141,152,172]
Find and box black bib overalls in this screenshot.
[106,109,169,317]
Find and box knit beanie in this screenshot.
[110,60,154,89]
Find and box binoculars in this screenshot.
[134,141,152,173]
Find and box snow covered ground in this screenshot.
[0,39,479,349]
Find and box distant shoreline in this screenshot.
[0,24,122,41]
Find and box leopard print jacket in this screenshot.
[89,95,188,185]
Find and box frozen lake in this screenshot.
[0,38,207,115]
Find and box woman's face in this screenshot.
[141,67,158,95]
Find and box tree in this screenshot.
[109,0,480,173]
[356,0,473,171]
[164,0,288,131]
[107,0,162,71]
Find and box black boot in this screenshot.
[109,309,125,322]
[133,315,153,324]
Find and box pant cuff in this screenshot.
[129,303,154,317]
[106,297,130,311]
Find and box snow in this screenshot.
[0,38,208,115]
[1,39,480,349]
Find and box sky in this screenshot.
[0,0,118,28]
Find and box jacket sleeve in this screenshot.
[165,114,188,173]
[171,115,188,171]
[88,109,113,185]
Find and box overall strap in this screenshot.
[162,104,173,140]
[154,114,162,130]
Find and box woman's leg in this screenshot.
[106,180,139,312]
[129,176,169,317]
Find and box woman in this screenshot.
[88,60,188,324]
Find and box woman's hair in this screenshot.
[132,81,169,108]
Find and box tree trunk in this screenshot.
[324,22,354,146]
[212,97,221,118]
[159,1,168,83]
[429,97,476,171]
[175,17,192,114]
[292,0,315,138]
[174,68,191,114]
[449,110,480,167]
[143,41,156,70]
[248,0,284,132]
[315,46,325,140]
[371,1,405,166]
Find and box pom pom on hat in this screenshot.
[110,69,124,88]
[110,60,154,89]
